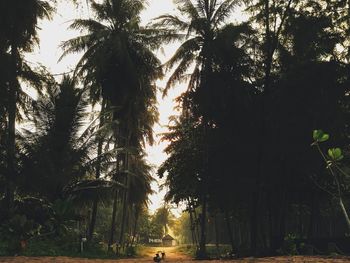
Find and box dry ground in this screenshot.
[1,247,350,262]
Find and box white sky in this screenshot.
[26,0,248,217]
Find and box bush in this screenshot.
[277,234,298,256]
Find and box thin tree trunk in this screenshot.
[339,197,350,232]
[108,189,119,252]
[130,209,139,247]
[88,99,106,241]
[118,137,130,252]
[5,43,18,213]
[198,195,207,258]
[188,205,197,246]
[225,210,235,252]
[193,204,200,247]
[214,213,220,257]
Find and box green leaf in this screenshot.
[328,148,344,161]
[319,133,329,142]
[313,130,329,142]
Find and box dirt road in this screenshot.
[1,246,350,262]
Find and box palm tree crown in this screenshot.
[154,0,241,96]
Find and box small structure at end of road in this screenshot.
[162,234,176,246]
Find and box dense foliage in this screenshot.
[1,0,350,259]
[157,0,350,258]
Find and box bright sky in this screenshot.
[26,0,248,217]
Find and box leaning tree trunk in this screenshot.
[88,99,106,241]
[5,43,19,213]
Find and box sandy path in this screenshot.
[1,256,350,262]
[1,247,350,263]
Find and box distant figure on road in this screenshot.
[161,251,166,260]
[153,253,161,262]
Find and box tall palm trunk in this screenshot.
[189,207,196,246]
[118,149,130,252]
[130,209,139,247]
[214,213,220,257]
[225,210,235,252]
[5,43,18,213]
[88,99,106,241]
[108,145,121,252]
[108,189,119,252]
[198,195,207,258]
[192,202,200,247]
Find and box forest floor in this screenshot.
[1,246,350,262]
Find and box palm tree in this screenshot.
[154,0,242,257]
[154,0,240,97]
[121,153,154,248]
[18,76,100,200]
[0,0,53,212]
[61,0,162,248]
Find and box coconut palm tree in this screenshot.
[153,0,241,97]
[154,0,246,257]
[61,0,162,247]
[18,76,104,200]
[0,0,54,212]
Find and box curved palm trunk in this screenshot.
[88,99,106,241]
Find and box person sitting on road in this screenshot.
[153,253,161,262]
